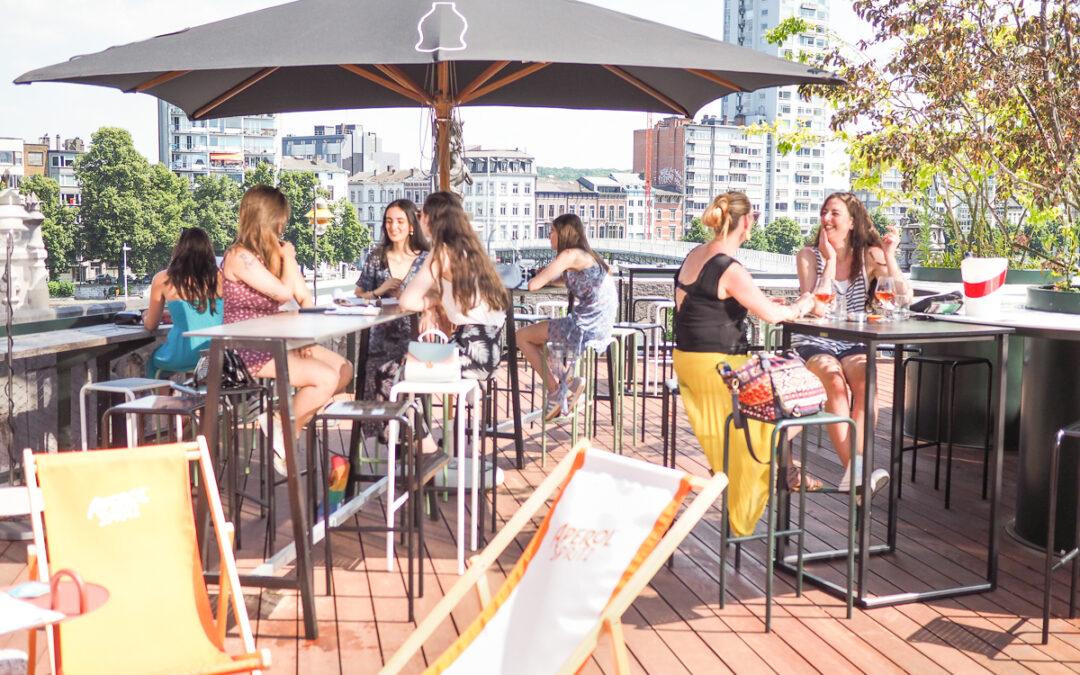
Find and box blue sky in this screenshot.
[2,0,867,169]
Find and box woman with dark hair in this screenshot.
[794,191,907,492]
[399,191,507,381]
[354,199,429,399]
[144,226,223,377]
[222,185,352,474]
[518,214,617,420]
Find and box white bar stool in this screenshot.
[389,377,482,575]
[79,376,176,450]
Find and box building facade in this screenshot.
[719,0,847,233]
[282,123,400,175]
[633,116,765,228]
[609,172,647,240]
[0,138,25,188]
[460,148,536,243]
[281,156,349,202]
[157,101,278,184]
[349,169,433,239]
[23,141,47,178]
[46,138,84,207]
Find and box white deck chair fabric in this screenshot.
[435,449,691,674]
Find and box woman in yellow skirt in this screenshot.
[673,192,817,537]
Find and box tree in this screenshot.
[137,164,194,274]
[242,161,277,191]
[869,208,890,236]
[325,198,370,266]
[19,175,78,277]
[277,170,326,268]
[742,223,770,251]
[188,174,242,253]
[75,128,154,271]
[764,216,803,255]
[681,217,711,244]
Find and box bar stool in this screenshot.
[719,397,858,632]
[307,398,435,621]
[591,328,635,448]
[535,299,568,318]
[389,377,482,575]
[101,393,206,448]
[661,376,679,469]
[1042,420,1080,644]
[900,353,993,508]
[80,376,175,450]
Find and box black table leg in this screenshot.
[988,334,1008,587]
[888,342,905,550]
[504,301,525,469]
[197,340,224,561]
[858,338,877,602]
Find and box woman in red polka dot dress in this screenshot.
[222,185,352,474]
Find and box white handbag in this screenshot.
[402,329,462,383]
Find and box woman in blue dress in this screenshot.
[143,227,222,377]
[518,214,617,420]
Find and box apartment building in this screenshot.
[633,116,765,227]
[47,137,84,206]
[281,156,349,202]
[609,172,648,240]
[23,141,47,178]
[157,101,278,184]
[460,148,536,243]
[282,123,399,175]
[0,138,24,188]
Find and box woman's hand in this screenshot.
[375,277,403,298]
[881,225,901,260]
[418,304,454,336]
[818,228,836,263]
[280,241,297,262]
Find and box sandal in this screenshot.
[785,462,823,492]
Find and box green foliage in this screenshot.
[537,167,627,182]
[869,208,890,236]
[277,170,326,269]
[242,161,277,191]
[742,224,770,251]
[187,174,242,253]
[764,216,804,255]
[142,163,194,274]
[47,280,74,297]
[19,175,77,277]
[764,18,814,62]
[324,199,370,266]
[681,217,711,244]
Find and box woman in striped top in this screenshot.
[794,192,908,493]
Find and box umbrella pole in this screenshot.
[435,62,452,192]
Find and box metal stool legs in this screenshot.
[1042,421,1080,644]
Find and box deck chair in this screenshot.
[382,441,728,675]
[22,437,271,675]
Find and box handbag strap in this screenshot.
[417,328,450,343]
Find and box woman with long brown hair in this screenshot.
[143,226,223,377]
[221,184,352,474]
[794,191,907,493]
[399,191,507,381]
[517,214,617,420]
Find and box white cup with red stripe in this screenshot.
[961,257,1008,317]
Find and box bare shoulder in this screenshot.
[796,246,817,262]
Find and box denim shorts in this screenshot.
[794,339,868,363]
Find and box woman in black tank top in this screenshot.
[672,192,815,536]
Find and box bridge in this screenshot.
[487,239,797,273]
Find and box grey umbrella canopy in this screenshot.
[16,0,842,188]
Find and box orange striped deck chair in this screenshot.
[382,442,728,675]
[22,437,270,675]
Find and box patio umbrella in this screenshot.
[15,0,842,189]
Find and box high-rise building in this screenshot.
[282,124,400,175]
[460,148,536,244]
[633,116,765,227]
[157,101,278,184]
[720,0,848,233]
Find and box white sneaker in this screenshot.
[259,411,288,477]
[837,457,890,495]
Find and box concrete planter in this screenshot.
[1026,285,1080,315]
[910,266,1056,285]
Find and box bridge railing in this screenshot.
[488,238,797,273]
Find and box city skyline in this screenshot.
[2,0,869,170]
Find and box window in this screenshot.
[368,206,375,219]
[500,205,507,215]
[618,206,624,219]
[477,205,484,216]
[27,152,44,167]
[569,205,576,215]
[512,205,519,216]
[524,205,531,216]
[0,151,13,165]
[476,183,484,196]
[589,205,596,218]
[512,183,519,194]
[669,209,676,220]
[548,204,554,218]
[524,184,531,194]
[599,205,606,219]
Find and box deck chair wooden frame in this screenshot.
[381,441,728,674]
[23,437,271,675]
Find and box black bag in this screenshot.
[113,310,143,326]
[193,349,254,389]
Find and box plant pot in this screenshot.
[910,266,1057,285]
[1026,285,1080,315]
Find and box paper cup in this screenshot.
[961,257,1008,317]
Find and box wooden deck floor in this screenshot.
[4,362,1080,673]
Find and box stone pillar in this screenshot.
[0,188,49,311]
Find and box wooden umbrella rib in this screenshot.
[602,65,689,117]
[338,64,431,105]
[193,67,278,119]
[373,64,431,100]
[685,68,745,93]
[457,62,550,104]
[128,70,191,93]
[456,60,510,101]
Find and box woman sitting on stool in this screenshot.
[143,226,222,378]
[516,214,617,421]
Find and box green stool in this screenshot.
[719,405,857,632]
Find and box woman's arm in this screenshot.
[142,271,167,331]
[869,226,910,294]
[527,250,577,291]
[224,246,295,303]
[723,263,814,325]
[285,257,314,308]
[399,255,438,312]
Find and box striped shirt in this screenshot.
[792,248,869,353]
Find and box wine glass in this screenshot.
[875,276,896,320]
[894,278,913,320]
[813,277,837,320]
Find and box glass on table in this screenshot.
[813,277,840,320]
[875,276,897,320]
[894,281,913,320]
